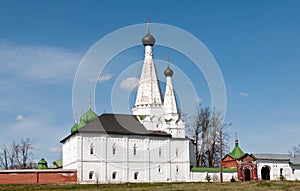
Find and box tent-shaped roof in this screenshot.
[36,158,48,169]
[229,139,245,159]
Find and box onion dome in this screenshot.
[164,65,173,77]
[70,123,78,134]
[82,108,98,123]
[77,118,87,130]
[36,158,48,169]
[142,31,156,46]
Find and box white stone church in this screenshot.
[61,26,194,183]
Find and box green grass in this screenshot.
[0,181,300,191]
[191,167,237,172]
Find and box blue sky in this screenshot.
[0,0,300,164]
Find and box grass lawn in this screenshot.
[0,181,300,191]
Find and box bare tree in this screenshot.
[185,105,210,167]
[0,139,34,169]
[199,107,210,167]
[187,105,229,168]
[0,145,9,170]
[205,110,230,167]
[19,138,32,168]
[9,141,20,169]
[194,107,200,167]
[291,144,300,155]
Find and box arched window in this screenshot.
[159,147,162,157]
[133,144,137,156]
[134,172,139,180]
[176,165,179,173]
[176,148,179,157]
[89,171,94,179]
[112,171,117,179]
[158,165,162,173]
[90,143,94,155]
[112,143,116,155]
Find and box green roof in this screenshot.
[77,118,87,130]
[82,108,98,123]
[229,142,245,159]
[191,167,237,172]
[71,108,98,133]
[36,158,48,169]
[70,123,78,134]
[53,160,62,168]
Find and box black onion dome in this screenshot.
[142,31,156,46]
[164,65,173,77]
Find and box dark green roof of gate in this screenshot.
[36,158,48,169]
[229,139,245,159]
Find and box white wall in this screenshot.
[256,161,292,180]
[62,133,191,183]
[62,135,78,169]
[191,171,237,182]
[290,167,300,180]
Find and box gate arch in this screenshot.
[261,166,270,180]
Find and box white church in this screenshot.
[60,25,194,183]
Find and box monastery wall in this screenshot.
[0,169,77,184]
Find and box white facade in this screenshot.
[257,161,291,180]
[61,27,192,183]
[62,133,190,183]
[253,154,300,181]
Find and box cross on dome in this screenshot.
[142,17,156,46]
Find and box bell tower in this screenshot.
[132,19,164,130]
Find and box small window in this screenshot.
[89,171,94,179]
[90,143,94,155]
[159,147,162,157]
[133,144,137,156]
[176,165,179,173]
[112,171,117,179]
[176,148,179,157]
[158,165,162,173]
[134,172,139,180]
[112,143,116,155]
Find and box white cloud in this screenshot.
[240,92,249,97]
[98,73,114,83]
[0,39,82,83]
[49,147,62,153]
[16,114,26,121]
[0,114,69,162]
[119,77,139,91]
[195,97,203,104]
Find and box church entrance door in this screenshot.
[244,168,251,181]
